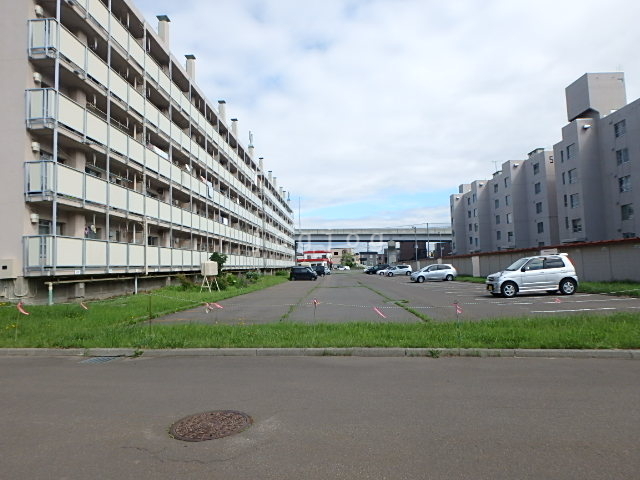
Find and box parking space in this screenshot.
[368,271,640,321]
[154,271,640,325]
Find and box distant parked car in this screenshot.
[337,265,351,270]
[383,265,412,276]
[324,266,331,275]
[366,264,389,275]
[485,253,578,298]
[313,265,326,276]
[410,264,457,283]
[290,266,318,281]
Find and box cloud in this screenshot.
[134,0,640,228]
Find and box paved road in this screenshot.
[157,271,640,324]
[1,355,638,480]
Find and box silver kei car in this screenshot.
[485,253,578,298]
[410,264,457,283]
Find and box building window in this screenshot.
[536,202,543,214]
[621,204,634,221]
[468,210,471,218]
[493,184,498,193]
[496,231,502,240]
[563,194,568,207]
[505,195,511,206]
[495,215,500,225]
[469,236,473,245]
[474,238,478,247]
[562,172,566,185]
[570,193,580,208]
[566,143,576,160]
[506,213,512,224]
[473,208,477,217]
[565,217,569,229]
[537,222,544,234]
[507,231,513,243]
[472,193,477,202]
[568,169,578,184]
[619,175,631,193]
[467,198,471,205]
[474,223,478,232]
[571,218,582,233]
[469,223,473,231]
[614,119,626,137]
[494,199,499,209]
[616,148,630,165]
[534,182,541,194]
[560,150,565,163]
[623,232,636,239]
[504,177,510,188]
[533,163,540,174]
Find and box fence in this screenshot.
[441,239,640,282]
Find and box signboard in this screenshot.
[201,261,218,276]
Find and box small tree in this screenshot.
[341,252,356,268]
[209,252,227,272]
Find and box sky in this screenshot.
[132,0,640,231]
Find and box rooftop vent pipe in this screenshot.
[156,15,170,46]
[185,54,196,79]
[230,118,238,137]
[218,100,226,122]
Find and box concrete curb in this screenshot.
[1,347,638,359]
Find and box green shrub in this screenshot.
[275,269,289,277]
[175,274,197,290]
[245,270,260,283]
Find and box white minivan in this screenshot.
[485,253,578,298]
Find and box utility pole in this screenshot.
[426,222,430,260]
[413,226,419,269]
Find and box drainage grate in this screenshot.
[169,410,253,442]
[80,356,119,364]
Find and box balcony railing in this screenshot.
[23,235,292,274]
[24,161,295,255]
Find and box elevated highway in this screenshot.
[295,227,452,244]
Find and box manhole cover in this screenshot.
[169,410,253,442]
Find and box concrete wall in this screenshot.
[0,1,32,277]
[446,240,640,282]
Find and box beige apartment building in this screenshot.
[0,0,295,301]
[451,72,639,254]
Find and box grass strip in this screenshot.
[1,314,638,349]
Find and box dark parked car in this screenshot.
[366,264,389,275]
[290,266,318,281]
[313,265,327,276]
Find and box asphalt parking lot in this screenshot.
[156,270,640,325]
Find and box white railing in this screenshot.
[24,235,213,271]
[25,162,277,248]
[24,234,292,273]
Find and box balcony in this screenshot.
[22,235,288,276]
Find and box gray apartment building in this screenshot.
[0,0,295,301]
[554,73,637,242]
[451,72,638,254]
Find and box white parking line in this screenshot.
[531,307,618,313]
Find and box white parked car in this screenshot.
[379,265,412,276]
[410,264,457,283]
[336,265,351,270]
[485,253,578,298]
